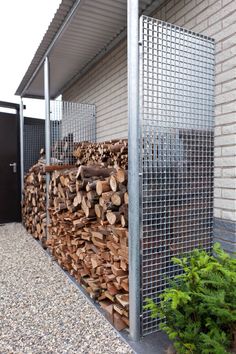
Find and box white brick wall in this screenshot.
[63,0,236,222]
[63,40,128,141]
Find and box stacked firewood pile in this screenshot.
[23,139,129,330]
[22,152,47,241]
[47,161,129,330]
[51,133,128,169]
[73,139,128,169]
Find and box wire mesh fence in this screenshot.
[23,101,96,172]
[50,100,96,164]
[23,117,45,172]
[139,16,215,335]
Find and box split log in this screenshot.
[111,192,124,206]
[96,180,111,195]
[77,165,115,179]
[109,175,117,192]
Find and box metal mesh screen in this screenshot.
[139,16,215,335]
[50,100,96,164]
[24,117,45,172]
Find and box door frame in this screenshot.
[0,101,23,222]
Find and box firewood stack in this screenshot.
[47,139,129,331]
[51,135,128,169]
[22,158,47,241]
[73,139,128,169]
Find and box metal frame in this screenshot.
[18,0,215,343]
[0,100,24,202]
[128,0,141,341]
[20,99,24,195]
[44,57,51,238]
[0,101,21,111]
[0,101,22,221]
[30,0,143,338]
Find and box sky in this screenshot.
[0,0,61,118]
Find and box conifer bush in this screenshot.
[144,243,236,354]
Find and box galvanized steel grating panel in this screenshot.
[50,100,96,164]
[139,16,215,335]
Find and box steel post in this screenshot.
[19,98,24,199]
[127,0,141,341]
[44,57,51,239]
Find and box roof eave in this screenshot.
[15,0,164,98]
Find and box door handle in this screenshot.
[9,162,17,173]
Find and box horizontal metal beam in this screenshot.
[0,100,26,111]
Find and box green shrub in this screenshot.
[144,243,236,354]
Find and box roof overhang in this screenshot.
[15,0,162,99]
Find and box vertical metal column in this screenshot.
[127,0,141,341]
[44,57,51,238]
[20,98,24,198]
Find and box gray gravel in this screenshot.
[0,223,133,354]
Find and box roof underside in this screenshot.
[16,0,161,99]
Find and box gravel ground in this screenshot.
[0,223,133,354]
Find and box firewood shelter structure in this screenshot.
[16,0,216,341]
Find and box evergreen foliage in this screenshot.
[144,243,236,354]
